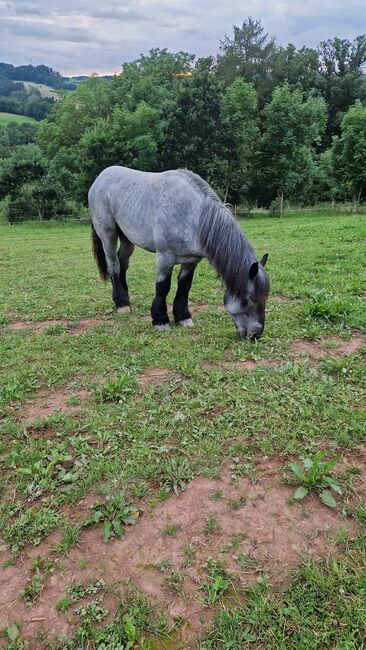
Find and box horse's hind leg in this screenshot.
[173,262,198,327]
[151,253,174,331]
[101,229,130,312]
[117,230,135,313]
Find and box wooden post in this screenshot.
[279,192,284,218]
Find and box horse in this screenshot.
[89,166,270,338]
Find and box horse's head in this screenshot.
[224,254,269,340]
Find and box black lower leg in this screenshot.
[151,275,171,326]
[111,273,129,309]
[119,267,129,293]
[173,267,195,323]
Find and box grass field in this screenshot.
[22,81,61,101]
[0,112,37,126]
[0,211,365,648]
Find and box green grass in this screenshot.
[0,211,365,646]
[0,112,37,125]
[199,535,366,649]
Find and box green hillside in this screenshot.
[0,111,37,125]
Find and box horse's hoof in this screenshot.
[154,324,170,332]
[117,306,131,314]
[177,318,194,328]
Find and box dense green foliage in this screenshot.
[1,19,366,220]
[0,75,55,120]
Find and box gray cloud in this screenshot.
[0,0,365,75]
[0,16,103,44]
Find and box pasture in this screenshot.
[0,112,37,126]
[0,211,365,648]
[22,81,61,101]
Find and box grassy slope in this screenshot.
[0,112,37,125]
[0,211,365,647]
[22,81,61,100]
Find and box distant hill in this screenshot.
[0,63,116,90]
[0,63,66,89]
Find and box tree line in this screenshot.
[1,18,366,222]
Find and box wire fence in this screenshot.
[1,201,365,226]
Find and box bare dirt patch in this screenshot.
[292,332,366,359]
[10,389,90,422]
[203,332,365,373]
[273,294,292,304]
[137,367,184,391]
[7,318,103,335]
[1,460,362,647]
[203,358,279,371]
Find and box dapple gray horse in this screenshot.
[89,166,269,338]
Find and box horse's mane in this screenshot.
[178,169,256,298]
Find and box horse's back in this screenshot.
[89,166,205,256]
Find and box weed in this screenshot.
[3,506,60,555]
[56,579,106,611]
[163,571,185,596]
[76,599,109,623]
[181,543,196,568]
[303,293,350,323]
[219,534,245,554]
[83,492,140,542]
[20,575,42,605]
[228,495,247,509]
[288,451,342,508]
[204,515,220,535]
[160,456,193,496]
[154,559,173,573]
[96,375,136,402]
[201,557,231,605]
[163,523,178,537]
[55,522,80,554]
[5,624,21,644]
[353,503,366,524]
[210,488,223,501]
[43,324,68,335]
[235,553,258,571]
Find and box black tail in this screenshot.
[91,225,109,281]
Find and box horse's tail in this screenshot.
[91,225,109,281]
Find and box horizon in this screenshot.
[0,0,365,76]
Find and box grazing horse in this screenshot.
[89,166,270,338]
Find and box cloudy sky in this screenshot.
[0,0,364,76]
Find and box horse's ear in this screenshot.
[260,253,268,267]
[249,262,259,281]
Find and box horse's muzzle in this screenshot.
[237,327,263,340]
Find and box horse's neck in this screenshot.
[200,203,254,298]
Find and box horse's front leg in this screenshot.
[173,262,198,327]
[151,253,174,331]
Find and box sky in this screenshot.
[0,0,365,76]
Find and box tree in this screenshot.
[0,144,46,198]
[38,76,112,158]
[258,84,327,212]
[217,17,277,89]
[220,78,259,203]
[78,102,160,198]
[330,100,366,203]
[111,48,195,111]
[317,36,366,142]
[272,44,320,93]
[159,65,226,186]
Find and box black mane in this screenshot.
[179,170,257,298]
